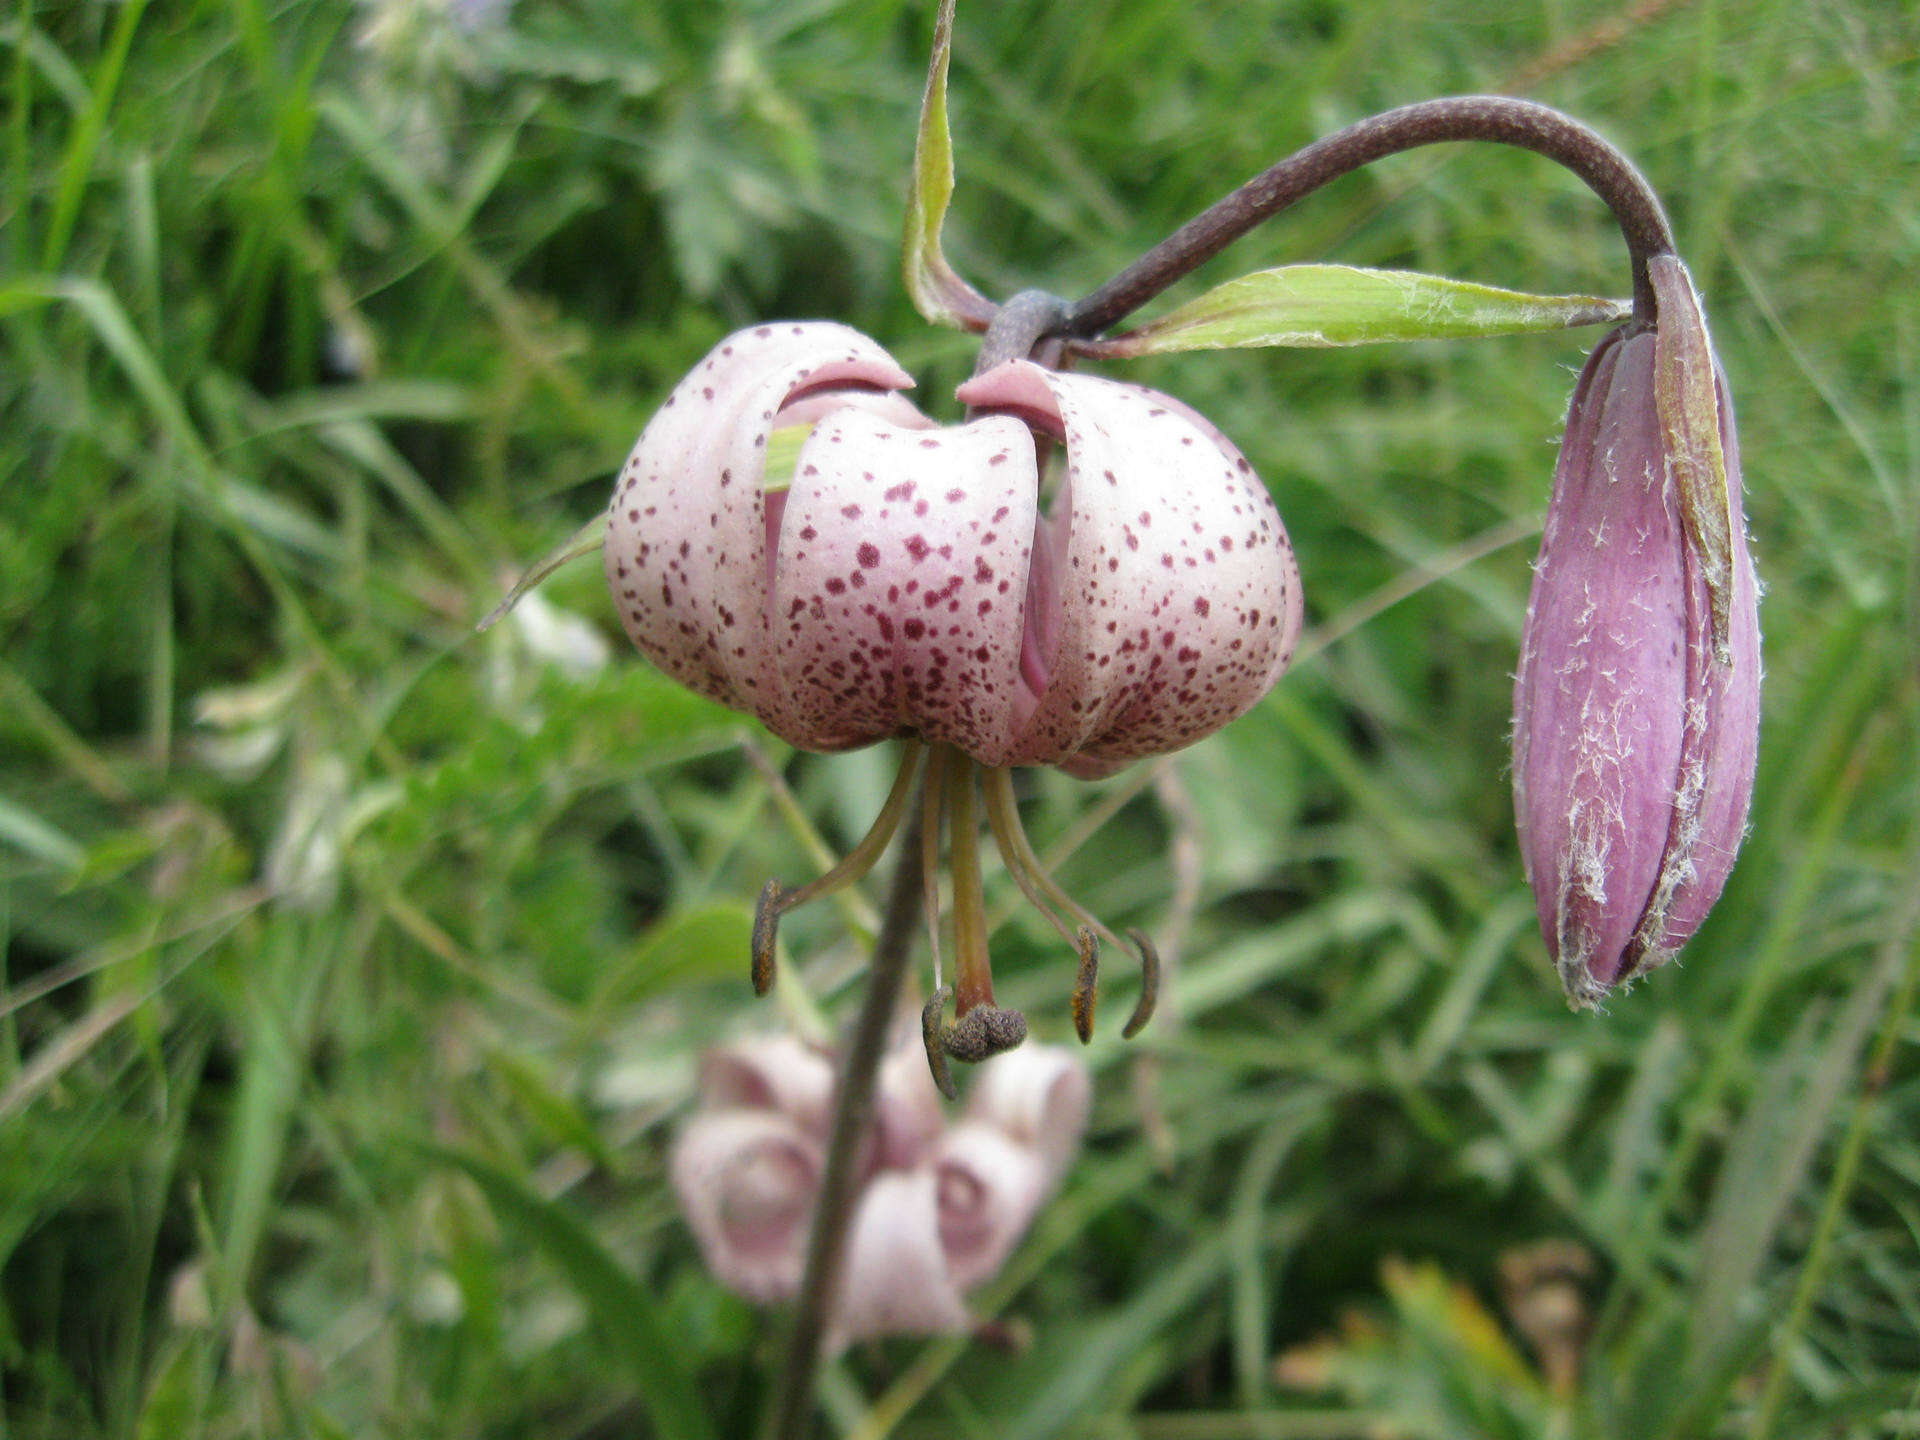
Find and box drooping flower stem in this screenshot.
[761,808,926,1440]
[1061,95,1676,337]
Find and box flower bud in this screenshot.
[1512,255,1761,1006]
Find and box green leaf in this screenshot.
[590,901,757,1012]
[433,1147,721,1440]
[902,0,990,329]
[476,513,608,633]
[1098,265,1630,355]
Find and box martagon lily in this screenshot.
[605,321,1302,1075]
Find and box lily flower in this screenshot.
[1511,255,1761,1006]
[670,1033,1091,1347]
[607,323,1303,1068]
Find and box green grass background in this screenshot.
[2,0,1915,1435]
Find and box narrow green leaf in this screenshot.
[477,513,608,633]
[0,798,84,871]
[433,1147,721,1440]
[902,0,990,329]
[1100,265,1630,355]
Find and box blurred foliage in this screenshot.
[2,0,1917,1436]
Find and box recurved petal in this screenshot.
[604,323,921,727]
[827,1169,972,1350]
[956,362,1302,772]
[771,409,1042,760]
[670,1110,822,1304]
[933,1122,1049,1292]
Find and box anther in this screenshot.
[751,878,782,996]
[1070,926,1099,1044]
[1121,927,1160,1039]
[922,985,959,1100]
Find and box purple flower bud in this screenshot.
[1513,255,1761,1006]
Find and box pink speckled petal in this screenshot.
[933,1122,1048,1292]
[771,409,1042,760]
[956,361,1302,770]
[827,1169,972,1350]
[670,1110,820,1304]
[698,1035,837,1137]
[604,323,921,729]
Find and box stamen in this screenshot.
[751,878,781,996]
[982,765,1161,1039]
[1121,927,1160,1039]
[748,741,922,996]
[982,763,1093,951]
[922,985,958,1100]
[921,746,949,991]
[945,751,995,1017]
[1070,928,1098,1044]
[770,740,924,916]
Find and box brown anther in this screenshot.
[942,1004,1028,1063]
[921,985,959,1100]
[1120,927,1160,1039]
[1070,926,1099,1044]
[750,878,783,996]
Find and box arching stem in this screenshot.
[1064,95,1675,338]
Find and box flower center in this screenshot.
[752,739,1159,1095]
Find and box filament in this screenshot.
[982,765,1159,1039]
[771,740,924,915]
[751,740,923,993]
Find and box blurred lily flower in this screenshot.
[670,1032,1089,1347]
[1512,255,1761,1006]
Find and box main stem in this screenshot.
[761,808,925,1440]
[1063,95,1675,337]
